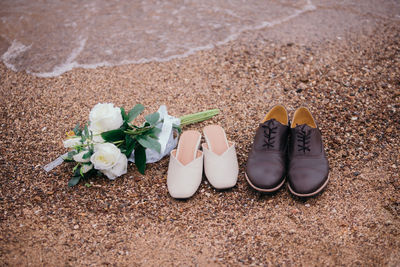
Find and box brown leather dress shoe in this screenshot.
[245,105,289,192]
[288,107,329,197]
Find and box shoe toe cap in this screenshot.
[288,158,329,195]
[246,160,285,190]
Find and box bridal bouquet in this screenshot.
[60,103,219,186]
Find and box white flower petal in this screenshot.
[90,143,125,177]
[101,154,127,180]
[63,137,81,148]
[73,151,90,163]
[88,103,123,133]
[90,132,105,144]
[81,164,93,173]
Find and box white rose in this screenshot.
[73,151,90,163]
[88,103,123,133]
[90,143,127,180]
[63,137,81,148]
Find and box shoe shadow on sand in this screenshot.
[245,181,328,201]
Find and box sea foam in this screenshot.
[0,0,316,77]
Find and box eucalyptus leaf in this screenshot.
[136,135,161,153]
[68,176,81,187]
[128,104,145,123]
[67,151,78,158]
[101,129,125,142]
[148,127,162,137]
[73,123,81,135]
[120,107,128,121]
[125,136,136,157]
[82,151,92,159]
[84,125,89,137]
[144,112,160,125]
[81,125,89,143]
[73,166,81,176]
[134,144,146,174]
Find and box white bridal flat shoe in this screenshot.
[202,125,238,189]
[167,130,203,199]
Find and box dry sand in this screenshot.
[1,3,400,266]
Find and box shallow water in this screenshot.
[0,0,316,77]
[2,0,400,77]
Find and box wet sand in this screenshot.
[1,2,400,266]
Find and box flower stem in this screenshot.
[179,109,220,127]
[124,126,153,136]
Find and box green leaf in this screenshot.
[101,129,125,142]
[147,127,162,139]
[68,176,81,187]
[73,166,81,176]
[136,135,161,153]
[80,125,89,143]
[72,164,79,173]
[84,125,89,137]
[134,144,146,174]
[73,123,81,135]
[128,104,145,123]
[120,107,128,121]
[124,136,136,157]
[173,124,182,134]
[82,151,91,159]
[145,112,160,125]
[67,151,78,158]
[85,183,92,188]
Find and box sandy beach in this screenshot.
[1,1,400,266]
